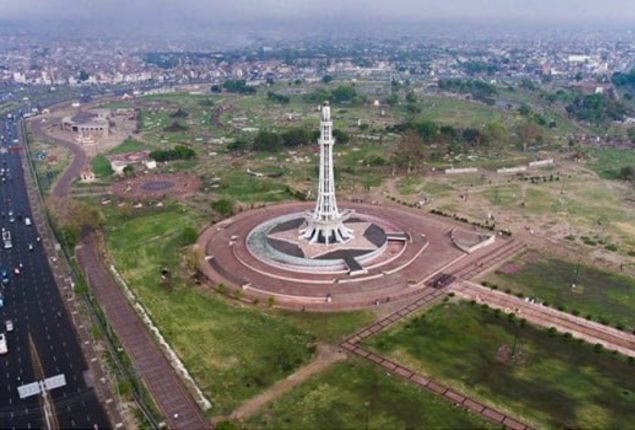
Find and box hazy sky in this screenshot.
[2,0,634,24]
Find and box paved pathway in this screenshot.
[77,234,209,429]
[452,280,635,357]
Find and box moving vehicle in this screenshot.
[0,333,7,354]
[2,229,11,249]
[5,320,13,332]
[25,217,31,226]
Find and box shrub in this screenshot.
[594,343,604,353]
[211,199,234,216]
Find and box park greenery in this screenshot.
[149,145,196,162]
[56,74,635,427]
[364,301,635,429]
[248,359,494,429]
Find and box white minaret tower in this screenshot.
[300,102,353,245]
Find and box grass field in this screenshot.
[90,154,113,179]
[108,137,151,154]
[101,203,316,414]
[487,254,635,329]
[363,301,635,429]
[247,359,495,430]
[275,310,375,344]
[589,149,635,180]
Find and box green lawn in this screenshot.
[215,169,294,203]
[274,310,375,344]
[487,255,635,329]
[108,137,150,154]
[101,203,316,414]
[247,359,495,430]
[363,301,635,429]
[589,149,635,180]
[90,154,113,179]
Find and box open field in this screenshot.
[28,133,72,193]
[589,148,635,180]
[101,202,315,414]
[363,301,635,429]
[487,253,635,330]
[100,201,377,414]
[247,359,495,430]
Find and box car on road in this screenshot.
[0,333,7,354]
[5,320,13,332]
[13,267,20,276]
[28,243,33,251]
[25,217,31,226]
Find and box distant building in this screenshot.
[61,108,111,137]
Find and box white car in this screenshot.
[28,244,33,251]
[0,333,7,354]
[5,320,13,332]
[24,217,31,226]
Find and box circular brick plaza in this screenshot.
[198,201,494,310]
[112,173,200,200]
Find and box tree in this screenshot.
[227,137,250,152]
[123,164,134,177]
[181,227,198,246]
[211,199,234,216]
[333,129,350,144]
[619,165,635,181]
[322,75,334,84]
[517,121,539,152]
[330,85,357,104]
[405,91,417,104]
[627,128,635,144]
[253,130,281,151]
[78,70,90,82]
[386,93,399,107]
[211,85,222,93]
[484,122,508,145]
[392,132,425,174]
[183,245,203,279]
[281,127,312,147]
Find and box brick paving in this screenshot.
[77,235,209,430]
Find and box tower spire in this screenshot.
[300,102,353,245]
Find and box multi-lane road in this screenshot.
[0,112,109,428]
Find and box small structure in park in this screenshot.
[79,169,96,183]
[107,151,155,175]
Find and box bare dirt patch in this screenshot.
[112,173,200,200]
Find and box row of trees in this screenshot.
[266,91,290,104]
[437,79,498,105]
[565,93,627,125]
[150,145,196,162]
[211,80,257,95]
[229,127,350,152]
[306,85,365,105]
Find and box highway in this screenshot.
[0,110,109,428]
